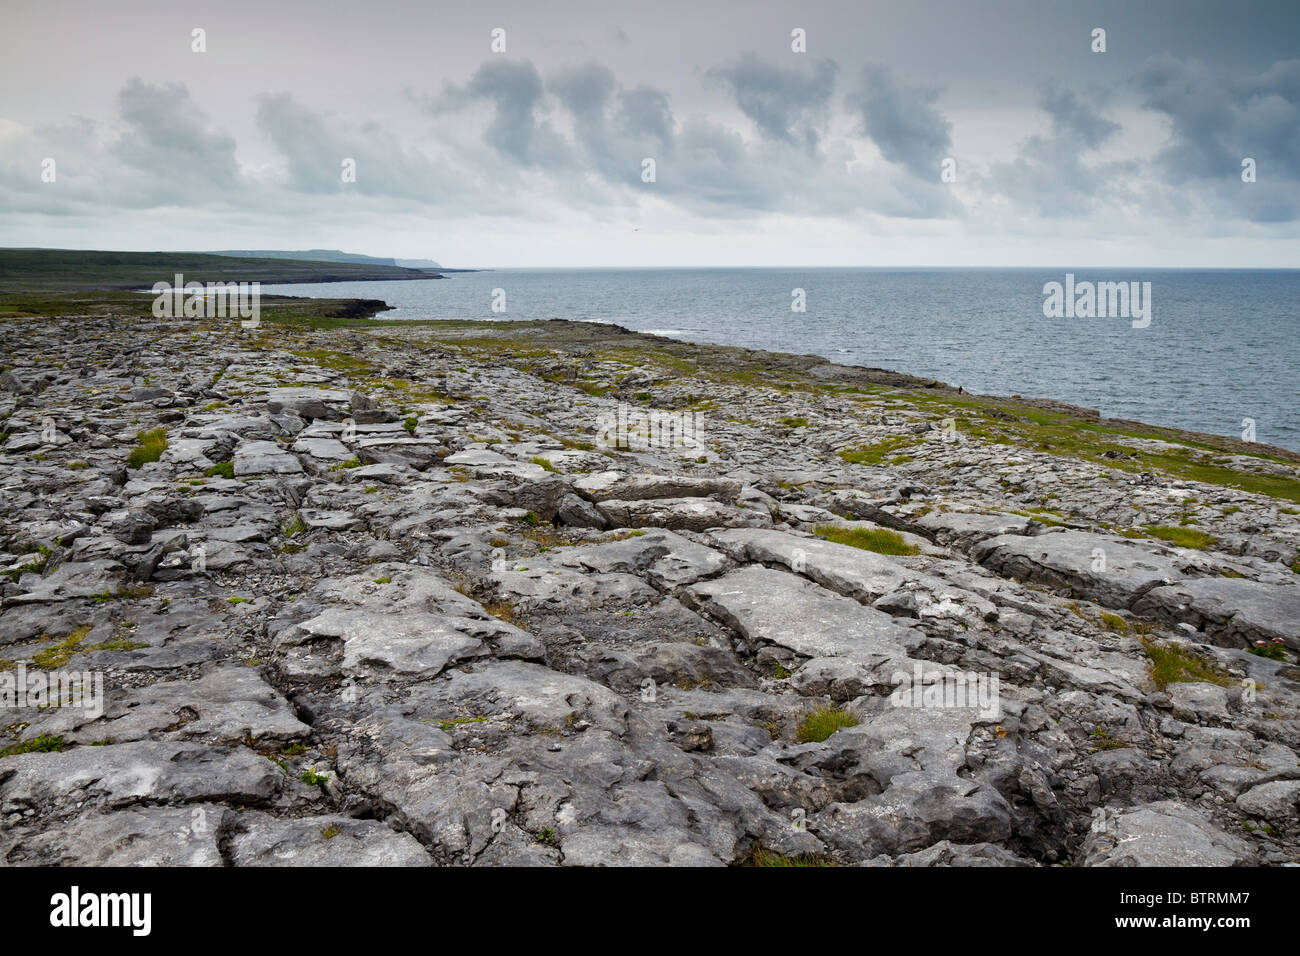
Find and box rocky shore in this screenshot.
[2,312,1299,867]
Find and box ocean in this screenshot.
[258,268,1300,452]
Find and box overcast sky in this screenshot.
[2,0,1298,267]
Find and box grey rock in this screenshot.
[1167,682,1231,722]
[233,440,303,476]
[228,813,431,866]
[1077,801,1257,866]
[1134,577,1300,651]
[556,493,608,529]
[597,496,768,532]
[0,741,285,814]
[1236,780,1300,819]
[106,508,156,544]
[1,805,231,866]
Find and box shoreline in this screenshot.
[376,314,1300,470]
[581,319,1300,464]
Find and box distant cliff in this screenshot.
[212,249,443,270]
[0,249,444,293]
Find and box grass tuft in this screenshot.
[741,844,835,867]
[1141,638,1234,690]
[126,428,168,469]
[837,436,917,466]
[813,524,919,556]
[0,734,64,758]
[1143,525,1218,550]
[795,704,860,743]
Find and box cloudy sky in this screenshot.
[2,0,1298,267]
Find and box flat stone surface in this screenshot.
[0,805,231,866]
[574,473,742,502]
[973,529,1184,608]
[686,565,915,664]
[554,529,729,588]
[596,497,767,532]
[228,813,431,866]
[710,527,996,623]
[1077,801,1257,866]
[0,741,284,814]
[1134,577,1300,650]
[233,440,303,476]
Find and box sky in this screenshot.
[1,0,1298,267]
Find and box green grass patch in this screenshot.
[1143,525,1218,550]
[813,524,919,556]
[439,715,488,732]
[290,349,378,375]
[4,545,51,583]
[1098,612,1130,633]
[0,734,64,758]
[795,704,860,743]
[32,625,92,669]
[126,428,168,469]
[1141,638,1235,691]
[1088,727,1132,752]
[837,436,917,466]
[89,585,154,603]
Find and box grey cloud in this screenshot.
[986,85,1135,219]
[433,59,569,169]
[255,93,489,211]
[255,94,342,193]
[7,45,1297,248]
[1040,86,1119,148]
[847,65,951,175]
[550,62,616,118]
[548,63,668,189]
[1136,55,1300,221]
[544,59,939,219]
[0,82,246,216]
[707,54,837,152]
[549,62,620,176]
[989,145,1135,219]
[1136,56,1288,179]
[615,85,675,156]
[112,79,239,193]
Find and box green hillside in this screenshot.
[0,248,443,293]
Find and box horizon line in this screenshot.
[5,248,1300,272]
